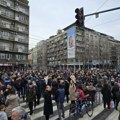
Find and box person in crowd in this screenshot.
[96,81,103,105]
[0,104,8,120]
[101,83,111,109]
[76,84,89,101]
[69,75,76,113]
[5,89,19,120]
[0,90,5,105]
[111,82,119,107]
[21,77,28,102]
[12,106,31,120]
[26,82,36,116]
[4,77,10,86]
[43,75,52,92]
[69,75,76,104]
[0,81,6,92]
[64,79,69,103]
[43,85,53,120]
[14,77,22,98]
[86,82,96,104]
[35,78,42,105]
[116,88,120,120]
[55,83,65,120]
[4,84,15,99]
[51,79,58,100]
[75,84,89,116]
[32,80,37,109]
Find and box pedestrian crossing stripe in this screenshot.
[20,97,119,120]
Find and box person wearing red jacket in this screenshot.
[76,84,89,101]
[75,84,89,117]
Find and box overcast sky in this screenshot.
[29,0,120,49]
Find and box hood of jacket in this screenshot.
[86,86,96,91]
[6,94,18,101]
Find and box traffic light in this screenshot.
[75,7,84,27]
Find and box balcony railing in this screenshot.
[0,0,29,15]
[0,35,14,41]
[0,46,28,53]
[0,46,13,51]
[0,10,14,19]
[14,48,28,53]
[0,14,29,25]
[0,23,14,30]
[15,27,29,34]
[15,17,29,25]
[0,0,6,6]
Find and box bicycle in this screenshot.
[69,98,94,119]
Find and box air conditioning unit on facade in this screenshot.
[6,24,10,28]
[19,28,23,32]
[15,37,18,41]
[15,17,19,20]
[5,47,9,51]
[18,48,23,52]
[7,3,11,7]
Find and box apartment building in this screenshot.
[0,0,29,70]
[45,24,120,69]
[37,40,47,70]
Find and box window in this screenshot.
[16,54,26,60]
[16,34,27,42]
[0,53,12,60]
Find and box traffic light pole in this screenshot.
[84,7,120,18]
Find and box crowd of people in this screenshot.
[0,68,120,120]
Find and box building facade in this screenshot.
[37,40,47,70]
[45,24,120,69]
[0,0,29,70]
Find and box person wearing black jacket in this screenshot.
[101,83,111,109]
[116,89,120,120]
[36,78,42,105]
[111,82,119,107]
[43,85,53,120]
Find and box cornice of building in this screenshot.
[16,0,29,7]
[47,31,67,42]
[45,22,119,43]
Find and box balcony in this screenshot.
[0,46,13,51]
[15,7,29,16]
[0,0,14,9]
[0,35,14,41]
[0,11,14,20]
[15,27,29,34]
[0,23,14,30]
[15,17,29,25]
[14,48,28,53]
[0,0,6,6]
